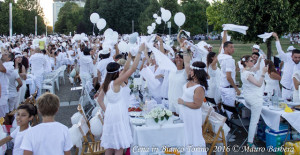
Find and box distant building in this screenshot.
[53,1,85,31]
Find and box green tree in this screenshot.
[138,0,161,34]
[206,0,227,32]
[181,0,209,35]
[55,2,84,34]
[222,0,298,59]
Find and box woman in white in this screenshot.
[178,60,208,155]
[79,47,94,87]
[14,53,27,103]
[240,55,267,147]
[264,60,281,97]
[168,48,190,115]
[206,52,221,104]
[99,43,145,155]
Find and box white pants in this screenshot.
[35,75,44,97]
[220,87,236,107]
[245,94,263,143]
[8,96,19,111]
[282,87,293,100]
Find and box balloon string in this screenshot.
[163,23,166,34]
[93,24,95,36]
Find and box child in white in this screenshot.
[20,93,73,155]
[0,104,37,155]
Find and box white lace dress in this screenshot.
[179,83,206,155]
[101,81,133,149]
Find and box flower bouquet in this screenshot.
[144,107,173,126]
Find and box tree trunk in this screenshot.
[266,40,272,60]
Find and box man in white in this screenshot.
[273,32,300,100]
[218,30,241,109]
[97,49,114,85]
[0,51,14,117]
[29,48,47,97]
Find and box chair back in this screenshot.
[201,103,213,126]
[208,111,227,135]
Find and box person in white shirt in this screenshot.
[79,47,94,87]
[21,93,72,155]
[0,51,15,116]
[8,53,22,111]
[218,30,240,109]
[29,48,47,97]
[0,104,37,155]
[97,49,114,85]
[273,32,300,100]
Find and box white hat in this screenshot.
[287,46,296,52]
[252,44,260,49]
[99,49,110,55]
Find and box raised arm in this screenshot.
[123,53,132,72]
[177,30,183,44]
[273,32,287,61]
[114,43,144,85]
[251,57,262,72]
[156,36,166,54]
[181,42,191,75]
[113,43,120,60]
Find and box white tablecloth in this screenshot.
[130,120,185,155]
[237,98,300,133]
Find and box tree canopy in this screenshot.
[0,0,46,35]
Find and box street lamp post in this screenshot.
[9,3,12,38]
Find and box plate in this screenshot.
[286,102,300,106]
[173,116,180,121]
[130,118,145,125]
[269,106,284,111]
[129,112,142,117]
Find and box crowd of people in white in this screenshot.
[0,27,299,154]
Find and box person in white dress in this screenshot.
[100,43,145,155]
[178,60,208,155]
[206,52,221,104]
[240,55,268,147]
[264,60,281,97]
[79,47,94,87]
[14,53,27,104]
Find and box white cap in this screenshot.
[252,44,260,49]
[287,46,296,52]
[99,49,110,55]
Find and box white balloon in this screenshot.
[160,7,166,13]
[156,18,162,25]
[90,13,100,24]
[147,26,152,30]
[147,29,152,34]
[129,32,139,44]
[104,28,113,38]
[80,33,86,39]
[153,14,158,19]
[174,12,186,27]
[96,18,106,30]
[162,10,171,22]
[118,41,129,53]
[151,23,156,28]
[112,31,119,44]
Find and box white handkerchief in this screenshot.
[146,43,177,71]
[223,24,249,35]
[183,30,190,37]
[258,32,273,42]
[221,31,231,41]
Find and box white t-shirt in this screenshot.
[20,122,73,154]
[97,57,114,84]
[29,53,46,77]
[218,54,236,87]
[0,61,14,96]
[8,69,20,98]
[10,126,30,155]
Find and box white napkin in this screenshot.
[258,32,273,42]
[223,24,249,35]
